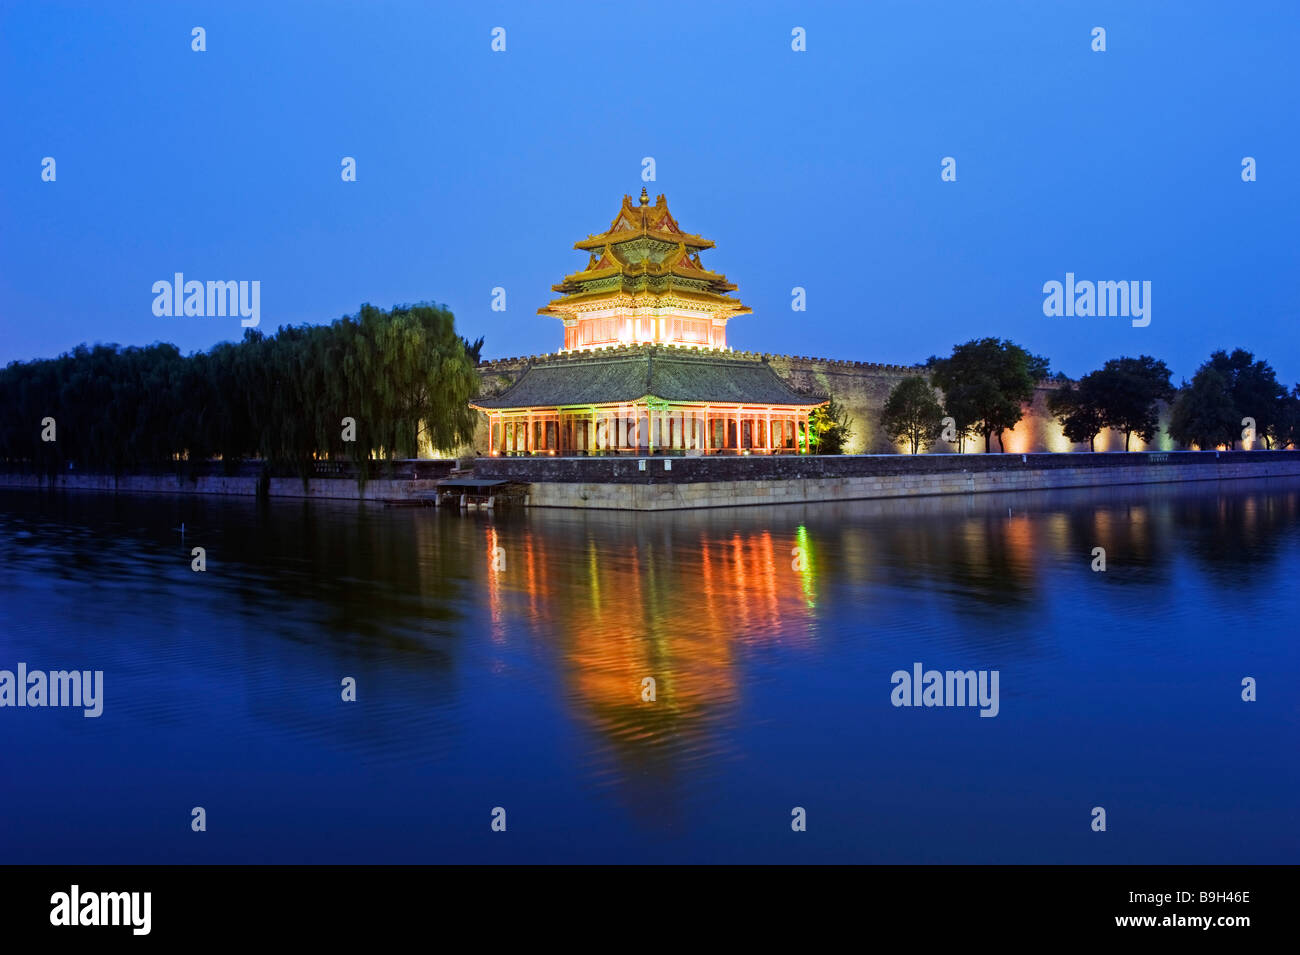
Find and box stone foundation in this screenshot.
[0,472,443,501]
[475,451,1300,511]
[11,453,1298,510]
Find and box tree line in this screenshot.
[0,303,481,477]
[879,339,1300,453]
[5,319,1295,466]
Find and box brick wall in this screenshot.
[474,452,1300,511]
[475,450,1300,483]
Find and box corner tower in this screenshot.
[540,188,752,352]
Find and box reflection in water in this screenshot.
[463,482,1300,804]
[479,516,815,802]
[1,478,1297,862]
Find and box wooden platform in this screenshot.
[433,478,529,510]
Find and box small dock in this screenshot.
[433,478,529,510]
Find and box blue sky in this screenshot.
[2,1,1297,383]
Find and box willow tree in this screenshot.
[0,302,481,478]
[343,303,479,464]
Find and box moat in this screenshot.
[1,480,1295,863]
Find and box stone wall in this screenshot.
[472,347,1170,456]
[0,472,444,501]
[764,354,924,453]
[11,452,1296,510]
[475,450,1300,482]
[473,451,1300,511]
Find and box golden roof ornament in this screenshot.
[639,187,649,206]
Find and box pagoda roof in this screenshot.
[540,189,751,318]
[574,189,714,252]
[552,242,734,289]
[471,347,825,410]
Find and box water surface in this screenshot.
[1,480,1296,863]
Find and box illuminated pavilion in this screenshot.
[472,189,825,455]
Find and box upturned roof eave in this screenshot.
[470,352,826,411]
[537,289,752,315]
[472,394,825,411]
[574,231,715,251]
[555,261,731,286]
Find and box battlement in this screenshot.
[765,354,926,374]
[478,345,1068,393]
[478,342,926,375]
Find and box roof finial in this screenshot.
[638,186,650,206]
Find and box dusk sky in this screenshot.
[3,1,1297,383]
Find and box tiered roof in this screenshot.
[538,188,752,319]
[472,346,824,410]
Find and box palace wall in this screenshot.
[0,472,448,501]
[474,451,1300,511]
[472,347,1174,455]
[11,451,1293,509]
